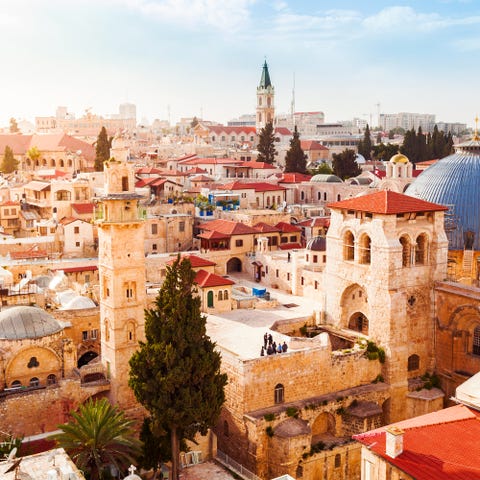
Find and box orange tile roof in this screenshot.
[300,140,328,151]
[198,219,258,235]
[239,161,277,169]
[219,181,286,192]
[208,126,257,135]
[354,405,480,480]
[254,222,280,233]
[275,127,292,136]
[71,203,94,215]
[10,249,48,260]
[275,221,302,233]
[195,269,235,288]
[279,242,303,250]
[167,254,216,268]
[179,157,240,166]
[328,190,448,214]
[278,172,312,183]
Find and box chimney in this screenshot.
[385,426,404,458]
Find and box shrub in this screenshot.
[299,324,308,336]
[264,413,275,422]
[286,407,298,418]
[372,374,384,384]
[265,426,274,437]
[378,348,386,363]
[336,407,346,415]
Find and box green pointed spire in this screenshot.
[259,60,272,88]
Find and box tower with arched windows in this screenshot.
[95,159,146,408]
[256,60,275,131]
[325,190,448,422]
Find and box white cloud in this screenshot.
[116,0,256,31]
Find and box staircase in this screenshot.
[462,249,474,276]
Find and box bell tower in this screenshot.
[96,159,146,409]
[256,60,275,131]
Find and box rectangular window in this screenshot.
[290,235,296,242]
[82,331,88,341]
[85,274,90,283]
[281,237,288,244]
[179,221,185,232]
[126,288,133,298]
[265,266,268,274]
[276,269,279,278]
[287,273,290,281]
[313,255,318,263]
[235,239,243,247]
[91,329,98,340]
[75,241,80,247]
[152,243,157,251]
[301,277,304,285]
[315,281,318,289]
[151,224,158,235]
[74,226,80,234]
[271,237,278,246]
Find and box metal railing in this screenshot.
[216,450,262,480]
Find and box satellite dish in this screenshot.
[7,447,17,460]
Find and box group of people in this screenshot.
[261,332,288,356]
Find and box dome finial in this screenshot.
[474,116,480,141]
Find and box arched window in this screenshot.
[35,159,39,167]
[223,420,229,437]
[300,191,305,201]
[218,291,223,301]
[60,159,65,167]
[224,290,229,300]
[400,235,411,267]
[415,234,428,265]
[47,374,57,385]
[337,194,341,201]
[127,321,136,343]
[51,159,56,167]
[30,377,39,387]
[274,383,284,404]
[207,291,214,308]
[408,354,420,371]
[267,97,271,107]
[359,234,371,264]
[68,159,73,167]
[473,326,480,355]
[42,158,47,166]
[343,231,354,261]
[11,380,21,388]
[258,97,262,106]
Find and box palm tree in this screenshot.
[55,398,140,480]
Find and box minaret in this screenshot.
[256,60,275,131]
[96,159,146,409]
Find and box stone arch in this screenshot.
[399,234,412,267]
[5,345,62,387]
[348,312,369,334]
[340,284,368,330]
[415,232,429,265]
[447,304,480,331]
[311,412,335,438]
[226,257,242,273]
[358,233,371,264]
[78,350,98,368]
[408,354,420,372]
[343,230,355,261]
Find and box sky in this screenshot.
[1,0,479,129]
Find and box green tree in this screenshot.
[256,121,277,164]
[308,162,333,175]
[55,398,140,480]
[357,124,372,160]
[372,143,399,162]
[332,149,362,180]
[400,128,417,163]
[9,118,19,133]
[94,126,110,171]
[27,146,40,166]
[416,126,428,163]
[129,256,228,480]
[284,126,307,173]
[1,146,18,173]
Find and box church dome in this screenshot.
[310,174,342,183]
[390,153,409,164]
[0,306,63,340]
[306,236,326,252]
[405,138,480,250]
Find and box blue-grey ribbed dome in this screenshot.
[405,139,480,250]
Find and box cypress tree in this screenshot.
[416,126,428,163]
[357,124,372,160]
[129,256,227,480]
[400,128,417,163]
[1,146,18,173]
[332,148,362,180]
[94,126,110,171]
[284,126,307,173]
[256,121,277,164]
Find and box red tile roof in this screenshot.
[300,140,328,151]
[10,249,48,260]
[197,230,231,240]
[219,181,286,192]
[136,167,163,175]
[354,405,480,480]
[71,203,94,215]
[254,222,280,233]
[278,172,312,183]
[167,254,216,268]
[297,217,330,228]
[0,200,20,206]
[279,242,303,250]
[179,157,240,166]
[185,167,208,174]
[198,219,258,235]
[328,190,448,214]
[275,222,302,233]
[238,161,277,170]
[59,216,88,225]
[53,265,98,273]
[195,269,235,288]
[275,127,292,136]
[208,126,257,135]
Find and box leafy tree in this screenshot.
[372,143,399,162]
[1,146,18,173]
[256,121,277,164]
[129,256,228,480]
[9,118,19,133]
[332,149,362,180]
[94,126,110,171]
[308,162,333,175]
[357,124,372,160]
[284,126,307,173]
[55,398,140,480]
